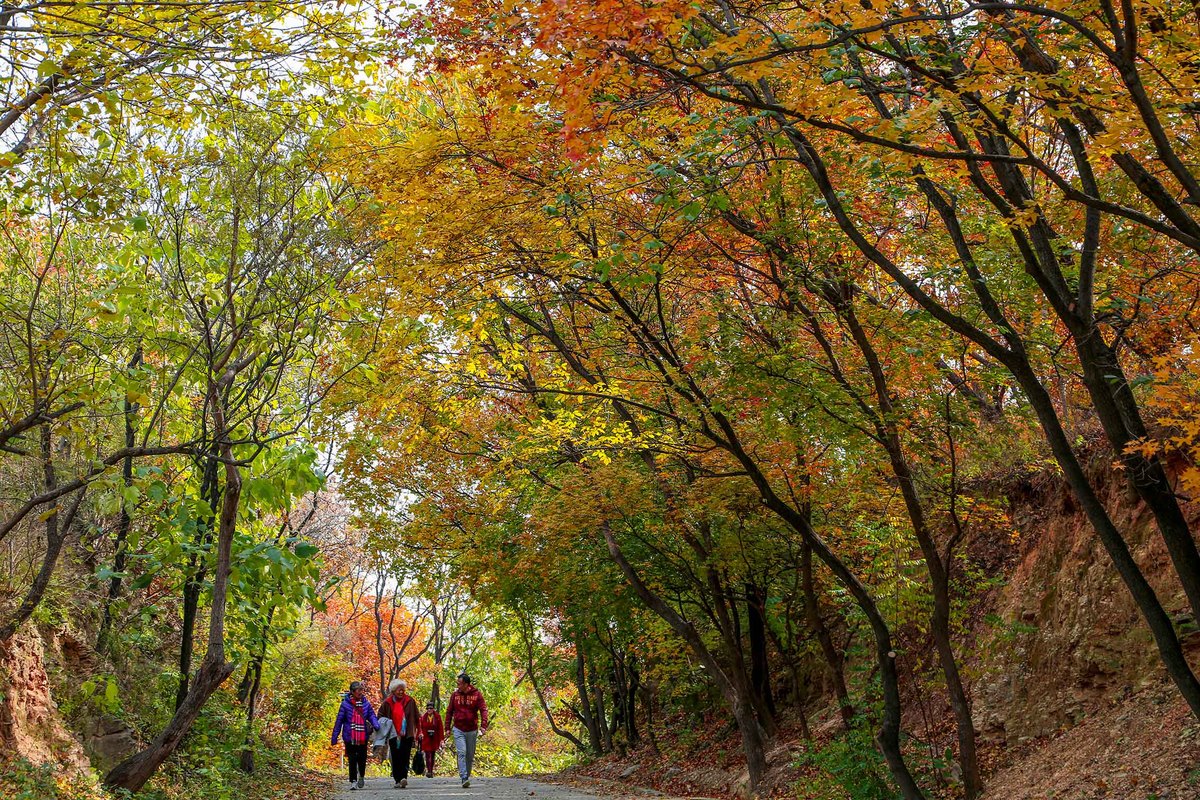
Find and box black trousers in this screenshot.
[345,742,368,782]
[389,736,415,781]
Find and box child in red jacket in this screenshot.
[417,700,445,777]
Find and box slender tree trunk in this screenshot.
[603,525,771,786]
[177,454,219,710]
[800,541,853,729]
[840,305,982,798]
[521,618,589,752]
[0,425,88,643]
[105,405,244,793]
[592,661,613,753]
[97,347,142,653]
[746,582,777,721]
[375,574,387,699]
[639,680,659,755]
[626,656,640,748]
[784,106,1200,726]
[238,642,266,773]
[1010,359,1200,718]
[1075,335,1200,621]
[575,644,602,753]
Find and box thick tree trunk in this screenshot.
[106,655,235,790]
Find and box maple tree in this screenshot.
[334,1,1200,794]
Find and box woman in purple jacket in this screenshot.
[332,681,380,790]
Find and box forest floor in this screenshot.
[538,680,1200,800]
[977,680,1200,800]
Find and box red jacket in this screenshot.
[418,710,444,752]
[380,692,420,739]
[444,685,488,732]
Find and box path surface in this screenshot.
[335,775,631,800]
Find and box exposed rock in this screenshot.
[971,474,1179,745]
[619,765,640,779]
[81,714,138,771]
[0,624,90,775]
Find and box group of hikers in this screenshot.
[332,672,489,792]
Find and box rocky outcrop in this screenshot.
[0,624,91,775]
[80,714,138,772]
[971,469,1195,744]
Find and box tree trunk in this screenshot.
[375,573,387,699]
[602,525,771,788]
[97,347,142,653]
[591,661,613,753]
[105,655,236,790]
[177,454,220,710]
[639,680,659,755]
[0,424,88,643]
[841,305,982,798]
[522,619,589,752]
[1013,361,1200,717]
[800,541,853,729]
[238,642,267,773]
[625,656,640,748]
[772,111,1200,727]
[574,644,602,754]
[105,422,243,794]
[1075,335,1200,622]
[746,582,777,722]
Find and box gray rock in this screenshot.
[81,715,138,771]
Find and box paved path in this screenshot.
[334,775,624,800]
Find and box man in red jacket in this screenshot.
[444,672,488,788]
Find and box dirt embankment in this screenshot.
[559,463,1200,798]
[0,625,90,774]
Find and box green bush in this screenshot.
[794,723,896,800]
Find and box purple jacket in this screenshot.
[331,694,380,745]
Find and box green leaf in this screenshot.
[294,542,319,559]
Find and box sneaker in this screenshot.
[462,780,470,788]
[426,771,433,778]
[350,783,358,792]
[401,778,408,788]
[395,781,404,788]
[358,778,365,789]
